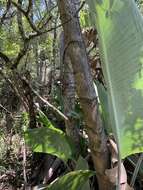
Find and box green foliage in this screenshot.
[46,170,95,190]
[52,83,64,112]
[0,18,20,57]
[80,9,91,27]
[76,156,89,170]
[88,0,143,158]
[21,112,29,131]
[0,134,6,160]
[75,157,91,190]
[94,81,112,133]
[25,111,73,162]
[37,110,52,128]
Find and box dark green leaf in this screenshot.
[46,170,95,190]
[75,157,91,190]
[95,81,112,133]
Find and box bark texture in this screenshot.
[57,1,114,189]
[60,32,82,158]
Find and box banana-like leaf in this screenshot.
[46,170,95,190]
[88,0,143,158]
[25,111,73,162]
[94,81,112,133]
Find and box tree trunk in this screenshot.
[57,1,114,189]
[60,32,82,158]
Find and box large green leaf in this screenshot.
[94,81,112,133]
[46,170,94,190]
[25,112,73,162]
[37,110,53,128]
[88,0,143,158]
[75,157,91,190]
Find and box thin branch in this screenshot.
[3,11,17,21]
[34,90,69,121]
[0,70,29,111]
[0,0,11,26]
[28,1,85,39]
[44,0,49,10]
[17,0,26,40]
[0,103,11,114]
[27,22,73,40]
[12,1,41,33]
[1,0,84,69]
[37,4,56,29]
[22,139,27,188]
[12,0,84,40]
[19,75,68,121]
[34,1,43,20]
[11,41,29,69]
[76,1,85,16]
[39,15,52,30]
[11,68,68,121]
[26,0,32,15]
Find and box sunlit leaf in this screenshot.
[88,0,143,158]
[25,112,73,162]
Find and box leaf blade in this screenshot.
[88,0,143,158]
[25,112,73,162]
[46,170,95,190]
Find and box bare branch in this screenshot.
[28,1,85,39]
[0,103,11,114]
[39,15,52,30]
[0,70,29,111]
[3,11,16,21]
[19,75,69,121]
[26,0,32,15]
[17,0,26,40]
[0,0,11,26]
[12,1,40,33]
[11,41,29,69]
[1,0,83,69]
[44,0,49,10]
[36,5,55,29]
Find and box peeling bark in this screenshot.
[57,1,114,189]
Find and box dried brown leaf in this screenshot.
[106,139,134,190]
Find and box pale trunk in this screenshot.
[57,0,114,189]
[60,32,82,158]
